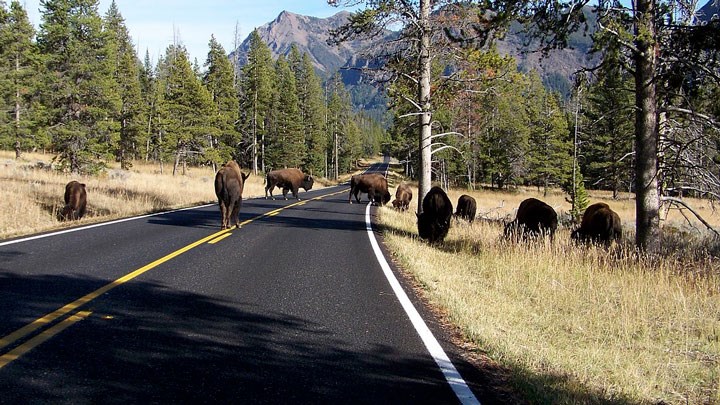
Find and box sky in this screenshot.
[21,0,351,63]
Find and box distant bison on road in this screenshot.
[60,180,87,221]
[215,161,250,229]
[417,186,453,243]
[571,203,622,245]
[504,198,558,240]
[265,168,314,200]
[392,183,412,211]
[349,173,391,206]
[454,195,477,223]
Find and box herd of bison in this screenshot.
[58,161,622,246]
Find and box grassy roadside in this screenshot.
[0,151,325,239]
[378,184,720,404]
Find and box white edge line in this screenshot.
[0,204,215,247]
[364,202,480,405]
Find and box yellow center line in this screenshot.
[0,187,349,355]
[0,311,92,370]
[207,233,232,244]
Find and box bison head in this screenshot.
[302,175,314,191]
[417,212,450,243]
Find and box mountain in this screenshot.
[231,10,381,78]
[230,9,595,118]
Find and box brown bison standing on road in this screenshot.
[504,197,558,240]
[391,183,412,211]
[215,161,250,229]
[349,173,391,206]
[265,168,314,200]
[454,194,477,223]
[417,186,453,243]
[571,203,622,245]
[60,180,87,221]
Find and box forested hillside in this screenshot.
[0,0,386,178]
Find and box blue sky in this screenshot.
[21,0,350,63]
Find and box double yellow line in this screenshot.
[0,188,347,370]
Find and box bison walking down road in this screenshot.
[265,168,314,200]
[349,173,391,206]
[215,161,250,229]
[571,203,622,246]
[504,198,558,240]
[60,180,87,221]
[454,195,477,223]
[392,183,412,211]
[417,186,453,243]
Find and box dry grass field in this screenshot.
[379,178,720,404]
[0,151,281,239]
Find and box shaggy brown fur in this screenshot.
[504,198,558,240]
[265,168,314,200]
[349,173,391,206]
[417,186,453,243]
[60,180,87,221]
[571,203,622,245]
[392,183,413,211]
[215,161,250,229]
[454,194,477,223]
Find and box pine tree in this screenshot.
[266,55,304,170]
[0,1,45,158]
[37,0,120,173]
[104,0,145,169]
[159,44,216,175]
[326,74,361,176]
[524,72,572,195]
[202,35,239,166]
[295,52,327,176]
[239,30,275,174]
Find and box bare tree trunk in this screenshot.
[417,0,432,214]
[14,55,21,160]
[634,0,662,252]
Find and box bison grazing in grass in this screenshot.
[215,161,250,229]
[571,202,623,246]
[60,180,87,221]
[504,197,558,240]
[392,183,412,211]
[454,194,477,223]
[265,168,314,200]
[417,186,453,243]
[349,173,391,206]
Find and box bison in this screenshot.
[571,203,622,245]
[454,194,477,223]
[265,168,314,200]
[215,160,250,229]
[417,186,453,243]
[391,183,413,211]
[349,173,391,206]
[504,197,558,240]
[60,180,87,221]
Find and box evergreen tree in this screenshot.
[524,72,572,194]
[0,1,46,158]
[266,55,304,170]
[203,35,240,166]
[295,52,327,176]
[581,55,635,199]
[159,44,216,175]
[239,30,274,174]
[326,74,361,177]
[37,0,120,173]
[104,0,145,169]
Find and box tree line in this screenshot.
[0,0,386,177]
[330,0,720,251]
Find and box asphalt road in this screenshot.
[0,162,490,404]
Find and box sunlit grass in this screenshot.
[379,184,720,404]
[0,151,303,239]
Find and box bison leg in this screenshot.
[265,185,276,200]
[218,201,228,229]
[230,199,242,228]
[292,187,300,200]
